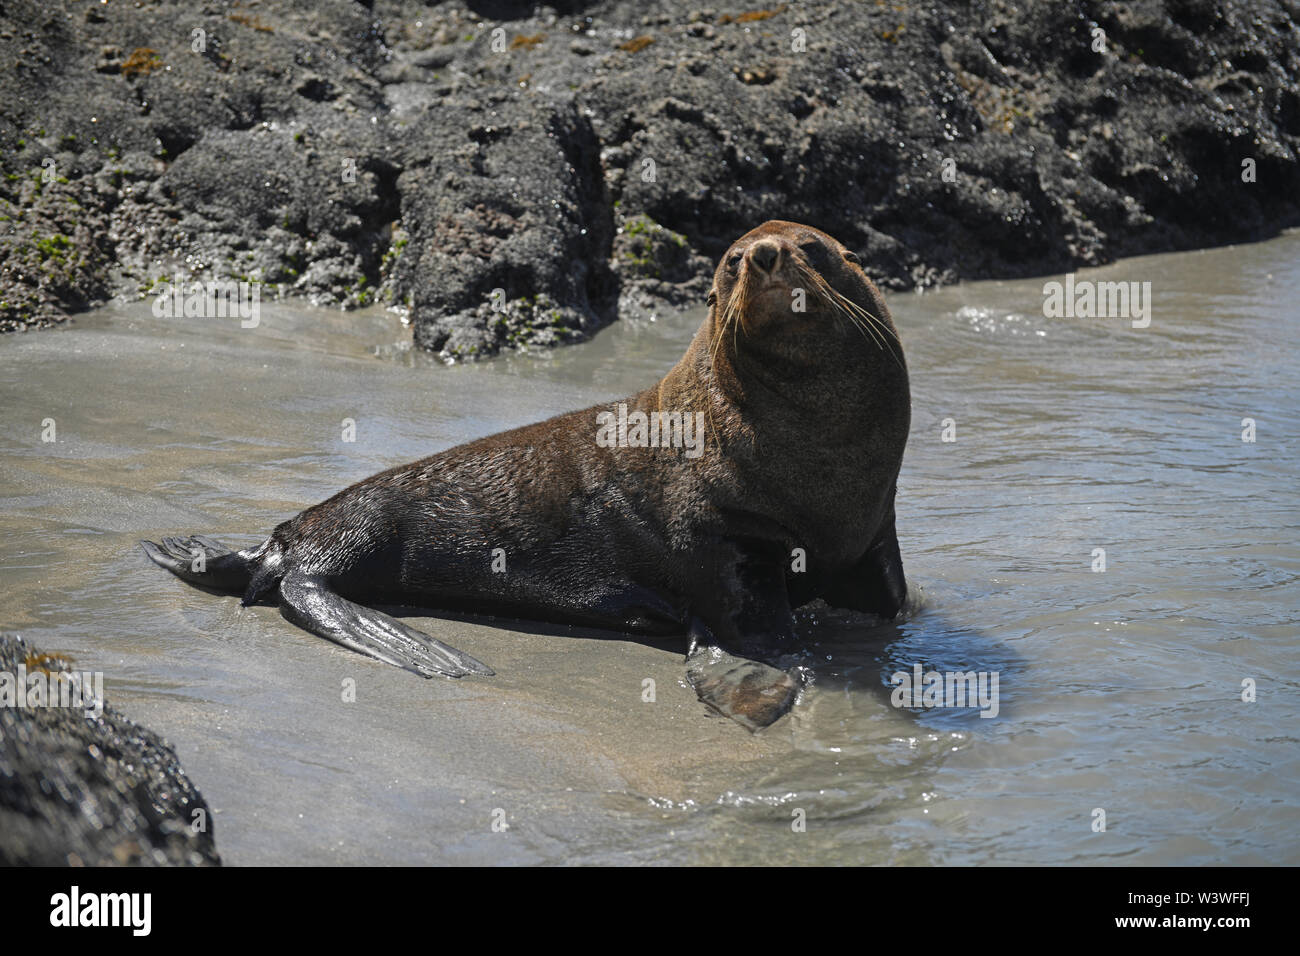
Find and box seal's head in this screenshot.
[707,220,894,352]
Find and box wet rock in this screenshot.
[612,211,712,317]
[0,633,219,866]
[1,0,1297,353]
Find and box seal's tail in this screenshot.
[140,535,254,593]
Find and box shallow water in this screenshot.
[1,234,1297,865]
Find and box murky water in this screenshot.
[2,234,1297,865]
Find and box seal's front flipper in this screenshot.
[686,643,801,732]
[822,511,907,619]
[683,541,804,730]
[141,535,253,592]
[685,620,801,732]
[277,572,494,679]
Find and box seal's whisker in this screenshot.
[805,268,905,368]
[732,268,755,352]
[797,262,888,352]
[795,262,864,343]
[829,286,894,343]
[828,287,886,349]
[833,290,905,368]
[705,280,744,447]
[730,278,741,356]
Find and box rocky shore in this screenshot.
[0,633,219,866]
[1,0,1297,357]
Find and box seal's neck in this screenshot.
[666,318,845,422]
[726,317,882,411]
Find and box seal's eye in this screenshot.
[844,251,861,265]
[798,240,826,263]
[726,252,742,273]
[707,290,718,306]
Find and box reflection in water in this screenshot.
[0,233,1297,865]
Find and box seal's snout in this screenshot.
[748,239,781,274]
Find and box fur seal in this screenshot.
[143,220,910,731]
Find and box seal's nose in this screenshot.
[749,240,780,274]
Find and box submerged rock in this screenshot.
[0,633,219,866]
[1,0,1297,354]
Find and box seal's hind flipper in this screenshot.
[277,572,494,679]
[141,535,253,593]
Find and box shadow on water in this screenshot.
[790,592,1025,727]
[374,584,1023,733]
[378,601,685,654]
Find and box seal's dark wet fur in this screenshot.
[143,220,910,730]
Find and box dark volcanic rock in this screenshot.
[0,633,219,866]
[1,0,1297,356]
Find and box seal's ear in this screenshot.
[707,289,718,307]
